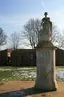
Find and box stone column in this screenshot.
[35,12,57,91]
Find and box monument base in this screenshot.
[35,43,57,91]
[35,80,57,91]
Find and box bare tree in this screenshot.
[58,30,64,49]
[9,32,21,49]
[23,19,41,49]
[23,18,61,49]
[51,25,62,47]
[0,28,7,46]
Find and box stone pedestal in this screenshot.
[35,42,57,91]
[35,12,57,91]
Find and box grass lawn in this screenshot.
[0,66,36,83]
[0,66,64,83]
[56,66,64,68]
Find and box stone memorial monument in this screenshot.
[35,12,57,91]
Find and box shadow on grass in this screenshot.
[0,87,52,97]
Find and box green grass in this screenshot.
[0,66,64,84]
[56,66,64,68]
[0,71,13,82]
[0,66,36,69]
[0,66,36,83]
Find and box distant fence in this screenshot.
[0,50,7,66]
[0,48,64,66]
[56,48,64,66]
[11,49,36,66]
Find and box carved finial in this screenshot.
[44,12,48,18]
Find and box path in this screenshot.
[0,81,64,97]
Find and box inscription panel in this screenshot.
[37,50,50,66]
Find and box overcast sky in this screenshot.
[0,0,64,35]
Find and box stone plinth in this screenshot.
[35,42,57,91]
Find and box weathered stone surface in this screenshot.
[35,47,57,90]
[38,12,52,42]
[35,12,57,91]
